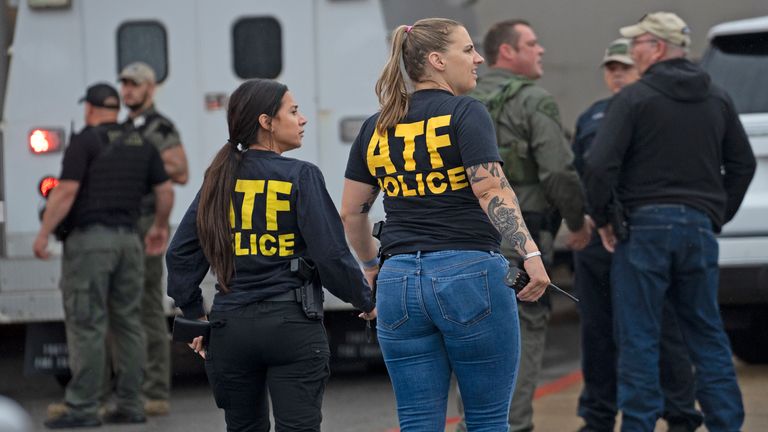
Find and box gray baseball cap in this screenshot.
[119,62,157,84]
[620,12,691,47]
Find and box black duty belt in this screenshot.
[264,288,302,303]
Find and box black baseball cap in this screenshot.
[79,83,120,109]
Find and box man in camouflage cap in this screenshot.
[455,19,592,432]
[120,61,188,416]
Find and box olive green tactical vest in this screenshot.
[470,76,539,185]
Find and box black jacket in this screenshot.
[166,150,374,318]
[584,58,756,231]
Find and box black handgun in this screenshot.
[504,266,579,303]
[608,194,629,241]
[290,257,324,320]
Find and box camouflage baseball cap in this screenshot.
[119,62,157,84]
[620,12,691,47]
[602,38,633,66]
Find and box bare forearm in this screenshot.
[153,182,174,228]
[162,146,189,185]
[468,162,538,256]
[340,181,381,262]
[343,214,378,261]
[40,183,78,235]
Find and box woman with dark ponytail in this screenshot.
[341,18,551,431]
[166,78,375,432]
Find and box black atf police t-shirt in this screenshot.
[345,89,502,255]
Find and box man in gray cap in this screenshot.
[573,38,701,432]
[584,12,755,431]
[119,61,188,416]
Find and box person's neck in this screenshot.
[413,80,453,95]
[248,143,281,155]
[128,103,153,119]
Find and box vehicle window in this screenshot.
[232,17,282,79]
[117,21,169,83]
[700,32,768,114]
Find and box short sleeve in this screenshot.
[344,116,379,186]
[59,131,98,181]
[453,98,502,168]
[146,145,170,186]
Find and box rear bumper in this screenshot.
[717,236,768,305]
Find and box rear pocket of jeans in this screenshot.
[432,270,491,326]
[376,275,409,330]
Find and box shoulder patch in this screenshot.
[536,97,561,123]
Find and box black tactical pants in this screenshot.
[205,300,330,432]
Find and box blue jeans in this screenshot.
[376,250,520,432]
[612,205,743,432]
[574,234,701,431]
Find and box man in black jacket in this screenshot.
[584,12,756,432]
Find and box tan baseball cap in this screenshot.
[620,12,691,47]
[119,62,156,85]
[602,38,633,66]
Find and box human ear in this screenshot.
[427,51,446,71]
[258,114,272,131]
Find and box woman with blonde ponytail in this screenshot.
[341,18,551,431]
[166,79,375,432]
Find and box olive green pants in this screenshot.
[138,214,171,401]
[61,226,145,417]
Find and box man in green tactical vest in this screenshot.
[456,19,592,432]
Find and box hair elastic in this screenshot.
[227,139,248,153]
[405,25,413,33]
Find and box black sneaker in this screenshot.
[102,410,146,424]
[44,412,101,429]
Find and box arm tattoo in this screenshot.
[487,196,530,254]
[467,162,512,190]
[359,186,380,214]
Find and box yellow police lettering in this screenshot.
[234,232,250,256]
[447,166,468,191]
[415,173,426,195]
[265,181,292,231]
[426,172,447,194]
[381,176,400,196]
[249,233,259,255]
[426,115,452,168]
[395,121,424,171]
[229,200,236,228]
[397,175,417,197]
[366,131,396,176]
[234,180,265,230]
[259,234,277,256]
[279,233,295,256]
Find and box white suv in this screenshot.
[700,16,768,363]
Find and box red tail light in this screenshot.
[39,176,60,198]
[29,128,65,154]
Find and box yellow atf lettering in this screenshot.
[279,233,295,256]
[397,175,417,197]
[259,234,277,256]
[233,232,249,256]
[395,121,424,171]
[426,172,447,194]
[229,200,235,228]
[447,166,468,191]
[366,131,396,176]
[381,176,400,196]
[234,180,265,230]
[426,115,451,169]
[266,181,292,231]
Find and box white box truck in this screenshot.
[0,0,396,378]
